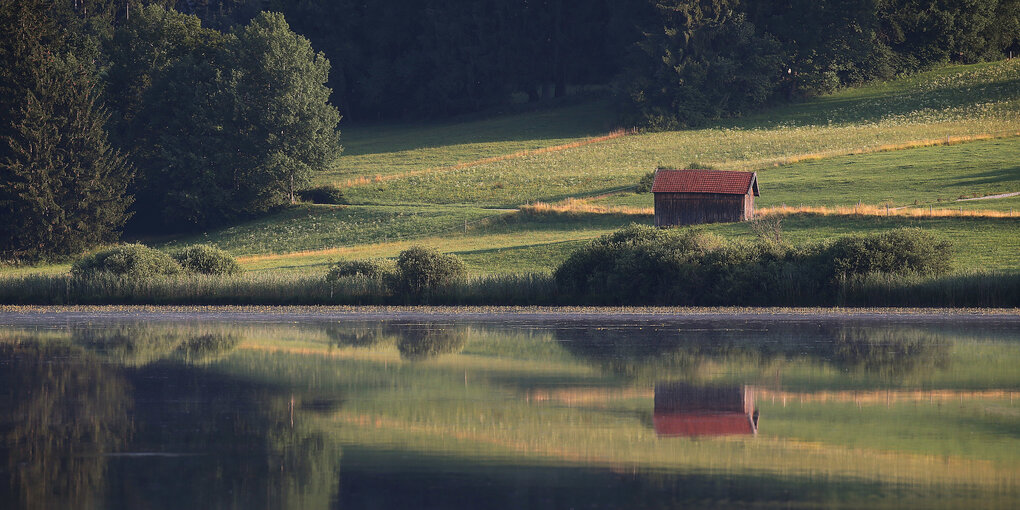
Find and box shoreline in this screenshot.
[2,304,1019,325]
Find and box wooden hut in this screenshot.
[653,382,758,437]
[651,169,759,227]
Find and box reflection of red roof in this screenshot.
[653,412,756,437]
[651,169,759,196]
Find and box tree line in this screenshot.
[2,0,1018,261]
[1,1,341,261]
[127,0,1019,123]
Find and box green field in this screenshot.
[596,137,1020,209]
[5,59,1020,279]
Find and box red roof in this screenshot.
[653,412,757,437]
[651,169,759,196]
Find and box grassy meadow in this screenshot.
[4,59,1020,295]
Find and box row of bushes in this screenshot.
[72,244,241,278]
[553,225,953,305]
[325,246,468,300]
[6,227,1015,307]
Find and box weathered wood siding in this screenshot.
[654,192,754,227]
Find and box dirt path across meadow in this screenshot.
[957,191,1020,201]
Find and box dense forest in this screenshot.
[92,0,1020,122]
[2,0,1019,260]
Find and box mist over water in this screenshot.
[1,313,1018,509]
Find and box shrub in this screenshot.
[823,228,952,279]
[297,185,346,205]
[171,245,242,275]
[554,225,953,305]
[395,326,468,361]
[71,244,183,278]
[325,259,394,283]
[394,246,466,296]
[635,171,656,193]
[553,224,722,301]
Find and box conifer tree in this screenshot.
[0,52,134,260]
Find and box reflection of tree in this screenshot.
[106,366,342,509]
[557,324,950,381]
[322,322,471,361]
[827,328,949,377]
[393,324,469,361]
[3,327,342,509]
[73,326,182,366]
[324,324,392,348]
[173,333,241,364]
[0,339,132,510]
[558,327,770,379]
[72,326,240,366]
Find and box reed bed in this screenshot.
[838,271,1020,307]
[0,272,560,306]
[3,270,1018,307]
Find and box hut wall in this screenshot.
[654,192,750,227]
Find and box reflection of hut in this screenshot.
[653,382,758,437]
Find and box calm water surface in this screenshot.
[1,310,1018,509]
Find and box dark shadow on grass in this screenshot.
[341,101,618,157]
[726,76,1020,131]
[513,185,648,210]
[480,211,646,235]
[452,239,592,258]
[253,260,335,272]
[951,164,1020,187]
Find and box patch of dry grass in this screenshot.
[759,204,1016,219]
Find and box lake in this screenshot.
[1,308,1018,509]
